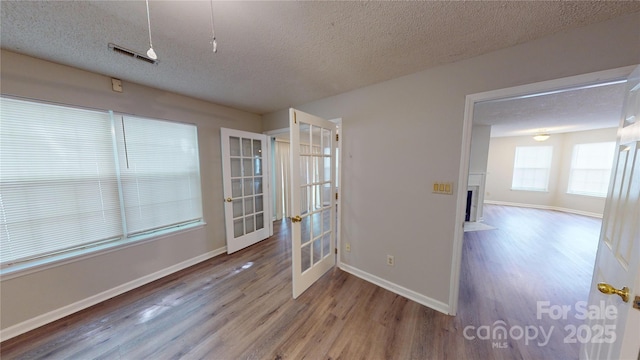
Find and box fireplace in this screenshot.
[466,172,486,222]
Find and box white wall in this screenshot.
[0,50,262,336]
[263,13,639,311]
[469,125,491,173]
[485,127,618,216]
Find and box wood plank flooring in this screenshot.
[0,205,601,359]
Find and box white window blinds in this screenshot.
[1,97,204,267]
[511,146,553,192]
[568,142,616,197]
[0,98,122,265]
[114,116,203,236]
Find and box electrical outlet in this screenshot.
[387,255,394,266]
[111,78,123,93]
[345,243,351,252]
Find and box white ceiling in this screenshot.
[474,81,628,137]
[1,1,639,120]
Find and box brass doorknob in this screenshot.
[597,283,629,303]
[225,197,232,203]
[291,215,302,223]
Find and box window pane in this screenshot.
[0,98,205,268]
[0,98,122,265]
[568,142,616,197]
[229,137,241,157]
[242,138,252,157]
[117,116,203,236]
[512,146,552,191]
[255,195,264,212]
[252,139,262,158]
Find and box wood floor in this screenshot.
[0,205,601,359]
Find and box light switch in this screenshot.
[433,181,454,195]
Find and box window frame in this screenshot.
[511,145,553,192]
[566,141,616,198]
[0,96,205,278]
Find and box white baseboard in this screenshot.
[484,200,603,219]
[339,263,451,315]
[0,246,226,342]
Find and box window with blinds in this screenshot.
[567,142,616,197]
[0,97,203,268]
[114,115,203,236]
[511,146,553,192]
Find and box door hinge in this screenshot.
[293,111,297,124]
[335,193,338,200]
[336,133,339,141]
[335,248,338,254]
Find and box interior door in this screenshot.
[582,66,640,360]
[221,128,271,254]
[289,109,337,298]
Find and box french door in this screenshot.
[289,109,337,298]
[221,128,271,254]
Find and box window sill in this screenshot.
[510,188,549,193]
[566,191,607,198]
[0,221,206,281]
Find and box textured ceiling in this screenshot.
[1,1,640,116]
[474,82,628,137]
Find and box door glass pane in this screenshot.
[313,238,322,264]
[301,187,309,215]
[245,215,255,233]
[312,184,321,210]
[244,178,254,196]
[300,157,309,185]
[256,213,264,230]
[323,157,331,182]
[243,159,252,177]
[312,156,320,183]
[244,197,254,215]
[322,128,331,155]
[233,218,244,238]
[254,178,263,194]
[322,209,331,233]
[233,199,243,218]
[231,179,242,198]
[301,244,311,272]
[231,158,242,177]
[322,233,331,259]
[322,183,331,208]
[255,195,263,212]
[254,158,262,176]
[301,215,311,245]
[242,138,252,157]
[312,126,321,154]
[229,137,241,156]
[312,211,322,238]
[253,139,262,158]
[299,124,311,151]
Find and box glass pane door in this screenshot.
[221,128,270,253]
[290,109,337,298]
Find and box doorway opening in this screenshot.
[450,67,632,314]
[452,68,630,357]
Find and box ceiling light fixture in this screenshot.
[533,133,550,142]
[209,0,218,53]
[145,0,157,60]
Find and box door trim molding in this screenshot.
[449,65,637,315]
